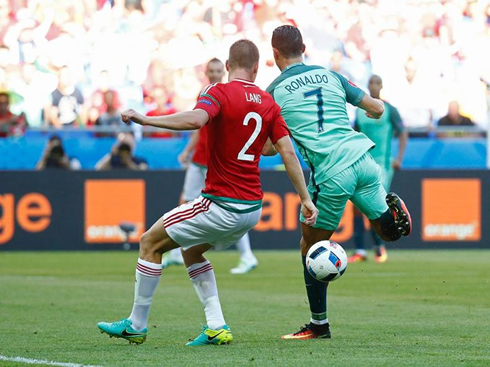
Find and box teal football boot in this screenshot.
[97,318,147,345]
[186,325,233,346]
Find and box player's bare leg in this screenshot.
[370,192,412,242]
[282,224,333,340]
[139,220,180,263]
[181,244,233,346]
[97,219,179,344]
[299,224,334,256]
[161,194,187,269]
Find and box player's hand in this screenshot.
[392,159,402,170]
[301,200,318,227]
[178,150,190,166]
[365,99,384,119]
[121,109,147,125]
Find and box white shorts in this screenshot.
[163,196,261,250]
[182,162,207,202]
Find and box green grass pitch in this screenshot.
[0,250,489,367]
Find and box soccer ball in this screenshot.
[306,240,348,282]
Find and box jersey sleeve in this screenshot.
[386,102,405,135]
[193,84,223,120]
[269,110,291,144]
[331,71,365,106]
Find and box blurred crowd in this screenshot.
[0,0,489,139]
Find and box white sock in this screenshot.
[187,260,226,330]
[236,233,256,262]
[129,258,162,331]
[310,317,329,326]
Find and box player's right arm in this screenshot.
[331,71,384,119]
[358,94,385,119]
[121,109,209,130]
[274,135,318,226]
[122,83,224,130]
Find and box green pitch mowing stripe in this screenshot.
[0,250,489,367]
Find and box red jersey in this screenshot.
[192,124,208,167]
[194,78,290,202]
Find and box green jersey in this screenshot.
[266,63,374,186]
[355,101,405,170]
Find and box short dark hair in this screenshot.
[118,142,132,153]
[49,134,62,143]
[49,145,65,157]
[369,74,383,83]
[272,25,304,58]
[207,57,223,66]
[228,40,259,71]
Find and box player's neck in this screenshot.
[229,70,255,83]
[279,57,303,71]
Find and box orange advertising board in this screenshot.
[422,179,481,241]
[0,193,52,245]
[254,192,353,242]
[85,180,145,243]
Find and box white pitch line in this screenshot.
[0,355,102,367]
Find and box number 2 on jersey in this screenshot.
[237,112,262,161]
[303,88,324,132]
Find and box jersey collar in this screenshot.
[232,78,255,85]
[282,62,304,73]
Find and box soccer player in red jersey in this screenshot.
[160,60,224,269]
[165,58,260,274]
[97,40,319,346]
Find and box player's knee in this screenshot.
[140,231,158,253]
[300,237,311,256]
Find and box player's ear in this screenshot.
[225,60,230,72]
[301,43,306,54]
[272,47,280,59]
[253,62,259,75]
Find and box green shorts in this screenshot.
[378,163,394,192]
[300,153,389,230]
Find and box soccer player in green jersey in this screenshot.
[265,25,412,340]
[349,75,408,263]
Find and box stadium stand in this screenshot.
[0,0,488,167]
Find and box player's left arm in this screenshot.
[269,112,317,226]
[388,103,408,170]
[262,138,278,156]
[121,109,209,131]
[274,136,318,226]
[262,105,286,157]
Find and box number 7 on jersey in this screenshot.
[303,88,324,133]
